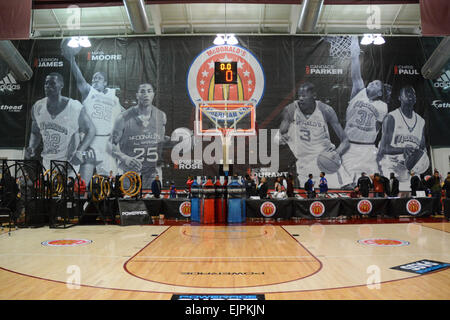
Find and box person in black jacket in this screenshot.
[443,172,450,199]
[286,174,295,198]
[389,172,400,197]
[257,177,268,199]
[357,172,372,197]
[244,174,256,198]
[151,175,162,198]
[410,170,421,196]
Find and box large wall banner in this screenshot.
[1,35,447,191]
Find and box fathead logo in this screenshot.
[406,199,421,215]
[357,199,373,215]
[179,201,191,217]
[0,105,23,112]
[260,201,276,217]
[431,100,450,109]
[309,201,325,217]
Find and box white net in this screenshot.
[325,36,353,58]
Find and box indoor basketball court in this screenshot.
[0,0,449,301]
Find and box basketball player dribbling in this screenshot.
[278,82,352,188]
[377,86,429,190]
[108,83,168,189]
[62,43,124,180]
[25,72,96,176]
[341,35,390,184]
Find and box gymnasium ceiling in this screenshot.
[31,0,422,38]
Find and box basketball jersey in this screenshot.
[83,87,123,135]
[388,109,424,150]
[289,101,335,159]
[345,88,387,143]
[33,97,83,161]
[118,105,167,177]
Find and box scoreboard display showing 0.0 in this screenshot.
[214,61,237,84]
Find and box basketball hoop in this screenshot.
[195,100,256,173]
[324,36,353,58]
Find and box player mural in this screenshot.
[2,35,441,190]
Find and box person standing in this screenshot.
[286,174,295,198]
[151,175,162,198]
[428,170,442,215]
[257,177,269,199]
[410,170,421,196]
[371,173,387,198]
[357,172,372,198]
[389,172,400,197]
[443,172,450,199]
[74,173,87,197]
[305,174,315,199]
[244,174,256,198]
[318,172,328,197]
[186,175,194,197]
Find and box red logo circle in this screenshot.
[41,239,92,247]
[260,201,276,218]
[357,199,373,215]
[309,201,325,217]
[406,199,421,215]
[179,201,191,217]
[358,238,409,247]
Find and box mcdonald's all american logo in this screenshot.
[179,201,191,217]
[187,45,265,106]
[406,199,421,215]
[358,239,409,247]
[357,199,373,215]
[309,201,325,218]
[260,201,276,218]
[41,239,92,247]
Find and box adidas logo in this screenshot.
[0,73,21,93]
[433,70,450,88]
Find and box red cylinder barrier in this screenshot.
[215,177,227,223]
[201,177,216,224]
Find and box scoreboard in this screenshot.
[214,61,237,84]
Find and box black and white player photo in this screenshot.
[277,82,353,188]
[25,72,96,178]
[108,83,168,189]
[61,40,124,181]
[377,85,430,190]
[340,36,392,185]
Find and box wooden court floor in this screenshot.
[0,222,449,300]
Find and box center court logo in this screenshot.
[187,45,265,108]
[406,199,422,215]
[309,201,325,218]
[357,199,373,215]
[260,201,276,218]
[41,239,92,247]
[358,238,409,247]
[179,201,191,217]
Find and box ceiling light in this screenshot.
[360,34,373,45]
[214,34,226,45]
[67,37,80,48]
[226,34,238,45]
[373,34,385,45]
[78,37,91,48]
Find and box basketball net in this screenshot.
[324,36,352,58]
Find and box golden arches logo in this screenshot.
[260,201,276,217]
[309,201,325,217]
[406,199,421,215]
[179,201,191,217]
[357,200,372,214]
